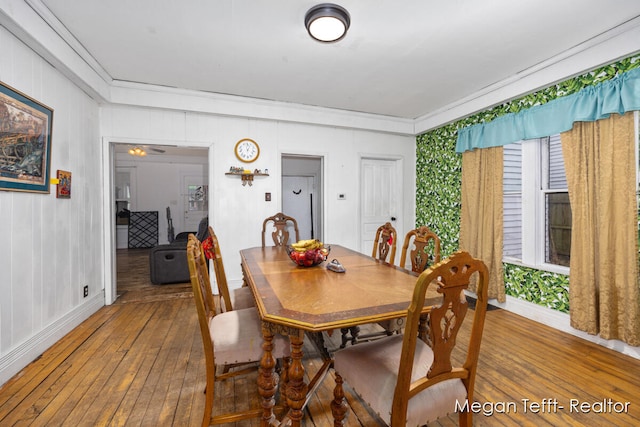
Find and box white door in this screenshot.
[360,158,402,257]
[181,174,208,233]
[283,176,315,240]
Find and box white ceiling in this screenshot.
[38,0,640,121]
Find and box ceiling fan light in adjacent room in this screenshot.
[128,147,146,156]
[305,3,350,42]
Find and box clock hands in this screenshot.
[240,143,255,158]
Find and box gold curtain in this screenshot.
[561,112,639,346]
[460,146,505,302]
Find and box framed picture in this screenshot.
[56,169,71,199]
[0,81,53,193]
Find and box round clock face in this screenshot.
[234,138,260,163]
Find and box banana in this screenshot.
[291,239,324,251]
[291,239,315,248]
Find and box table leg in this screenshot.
[331,372,348,426]
[258,326,278,427]
[339,326,360,348]
[286,331,308,427]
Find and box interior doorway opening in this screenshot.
[108,142,209,303]
[281,155,324,242]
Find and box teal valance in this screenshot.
[455,67,640,153]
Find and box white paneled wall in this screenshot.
[0,26,102,385]
[101,105,417,292]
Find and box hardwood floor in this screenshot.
[0,249,639,426]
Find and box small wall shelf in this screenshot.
[225,172,269,186]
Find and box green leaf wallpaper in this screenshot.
[504,263,570,313]
[416,54,640,312]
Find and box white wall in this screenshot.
[0,25,103,385]
[101,105,416,290]
[115,154,208,245]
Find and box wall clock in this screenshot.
[234,138,260,163]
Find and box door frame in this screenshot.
[101,137,211,305]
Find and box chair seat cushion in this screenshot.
[334,334,467,425]
[230,287,256,310]
[210,308,289,366]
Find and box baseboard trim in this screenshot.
[0,292,105,386]
[487,295,640,360]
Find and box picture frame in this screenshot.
[56,169,71,199]
[0,81,54,193]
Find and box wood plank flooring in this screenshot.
[0,248,639,426]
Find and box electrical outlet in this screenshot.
[83,285,88,298]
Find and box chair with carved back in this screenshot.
[371,222,397,264]
[372,220,402,338]
[207,226,255,312]
[331,251,489,427]
[261,212,300,247]
[340,222,400,347]
[399,225,441,273]
[186,234,290,427]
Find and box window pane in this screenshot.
[546,192,571,267]
[548,134,567,189]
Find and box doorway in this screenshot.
[282,155,323,242]
[105,142,209,304]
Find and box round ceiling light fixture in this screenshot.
[305,3,350,43]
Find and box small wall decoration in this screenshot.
[56,170,71,198]
[0,81,54,193]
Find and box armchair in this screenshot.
[149,216,208,284]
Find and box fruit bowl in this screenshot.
[286,245,331,267]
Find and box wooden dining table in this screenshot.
[240,244,441,427]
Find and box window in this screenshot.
[544,134,571,267]
[503,134,571,271]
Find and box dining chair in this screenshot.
[207,226,255,311]
[399,225,441,273]
[261,212,300,247]
[186,234,290,427]
[331,251,489,427]
[340,222,401,347]
[371,222,397,264]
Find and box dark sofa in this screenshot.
[149,217,208,285]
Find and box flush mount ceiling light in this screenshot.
[305,3,350,42]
